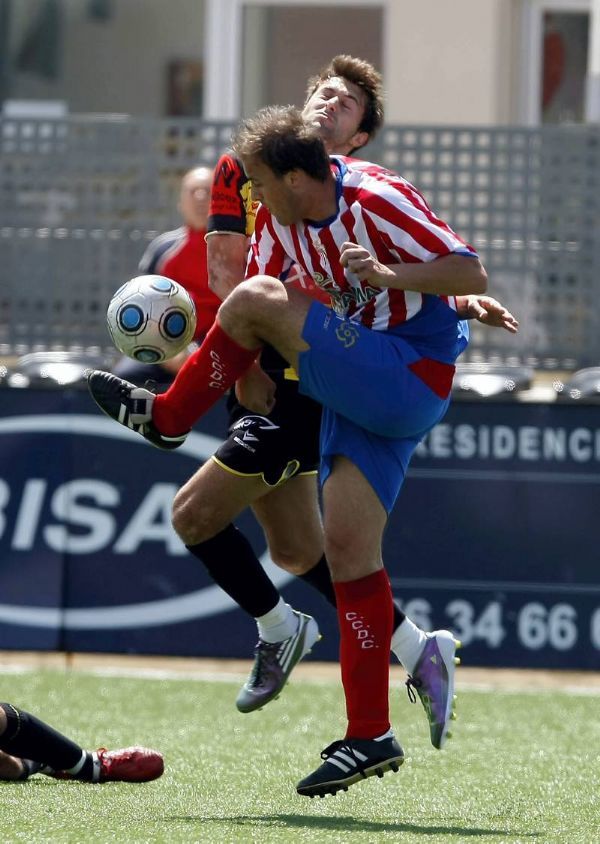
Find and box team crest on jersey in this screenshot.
[313,271,335,290]
[335,322,360,348]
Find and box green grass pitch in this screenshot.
[2,667,599,843]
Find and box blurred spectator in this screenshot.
[114,166,220,386]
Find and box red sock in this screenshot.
[334,569,393,739]
[153,321,260,435]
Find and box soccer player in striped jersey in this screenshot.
[174,60,514,727]
[202,107,486,796]
[89,68,516,794]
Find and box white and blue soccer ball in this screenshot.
[106,275,197,363]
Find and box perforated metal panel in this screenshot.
[1,117,599,369]
[366,125,600,369]
[0,117,234,358]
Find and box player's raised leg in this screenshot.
[87,277,311,444]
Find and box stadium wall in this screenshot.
[0,388,598,671]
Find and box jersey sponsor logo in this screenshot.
[313,272,379,315]
[0,415,292,630]
[330,286,380,316]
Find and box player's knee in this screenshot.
[244,275,281,296]
[222,276,281,321]
[268,546,312,576]
[323,529,365,578]
[172,488,219,546]
[268,535,325,575]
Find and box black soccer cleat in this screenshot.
[87,370,188,451]
[296,733,404,798]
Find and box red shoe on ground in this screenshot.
[96,747,164,782]
[46,747,164,783]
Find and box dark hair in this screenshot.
[305,54,384,141]
[231,105,331,182]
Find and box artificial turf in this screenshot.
[2,666,599,843]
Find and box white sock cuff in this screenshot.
[256,600,298,643]
[255,596,289,627]
[391,616,427,674]
[66,750,87,776]
[374,728,395,742]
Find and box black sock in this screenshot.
[298,555,337,607]
[20,759,44,780]
[392,600,406,631]
[0,703,92,777]
[187,524,281,618]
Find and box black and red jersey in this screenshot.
[138,225,220,340]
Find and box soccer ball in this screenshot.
[106,275,197,363]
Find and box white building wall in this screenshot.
[6,0,530,124]
[384,0,519,125]
[10,0,205,116]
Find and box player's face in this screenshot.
[243,156,302,226]
[303,76,368,155]
[179,167,213,229]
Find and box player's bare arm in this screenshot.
[339,242,487,296]
[206,232,249,300]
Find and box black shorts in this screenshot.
[212,376,322,486]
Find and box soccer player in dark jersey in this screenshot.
[0,702,163,783]
[89,57,517,765]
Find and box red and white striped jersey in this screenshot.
[245,156,478,331]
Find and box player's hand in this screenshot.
[235,363,276,415]
[339,241,395,285]
[460,295,519,333]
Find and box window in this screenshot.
[520,0,592,125]
[541,11,589,122]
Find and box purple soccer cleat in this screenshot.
[236,610,320,713]
[405,629,461,749]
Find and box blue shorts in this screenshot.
[298,301,464,512]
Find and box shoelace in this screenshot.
[248,640,280,686]
[405,675,422,704]
[92,747,109,783]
